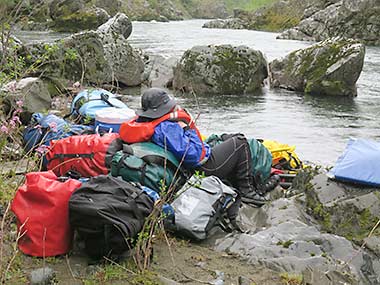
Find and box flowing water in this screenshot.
[16,19,380,166]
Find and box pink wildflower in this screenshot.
[35,144,49,156]
[16,100,23,108]
[9,120,16,128]
[12,116,21,124]
[48,121,58,132]
[0,125,9,134]
[33,124,43,134]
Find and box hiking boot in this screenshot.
[241,191,268,206]
[257,174,281,195]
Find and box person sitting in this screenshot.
[122,88,268,229]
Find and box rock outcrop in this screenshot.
[49,0,110,32]
[278,0,380,46]
[1,78,52,123]
[203,18,247,30]
[173,45,268,95]
[23,13,144,89]
[269,38,365,96]
[209,172,380,284]
[143,54,178,88]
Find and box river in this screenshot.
[16,19,380,166]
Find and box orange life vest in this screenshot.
[119,109,207,161]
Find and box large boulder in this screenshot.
[269,38,365,96]
[24,13,144,88]
[97,13,144,86]
[1,77,52,124]
[143,54,178,88]
[278,0,380,46]
[49,0,110,32]
[173,45,268,95]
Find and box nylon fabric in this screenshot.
[46,133,122,177]
[330,138,380,186]
[69,175,154,260]
[167,175,237,240]
[111,142,187,193]
[11,171,82,257]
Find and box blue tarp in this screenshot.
[330,138,380,187]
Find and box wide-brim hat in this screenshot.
[136,88,177,119]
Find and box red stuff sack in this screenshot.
[46,133,122,177]
[11,171,82,257]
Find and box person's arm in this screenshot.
[152,121,204,167]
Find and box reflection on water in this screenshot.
[15,20,380,166]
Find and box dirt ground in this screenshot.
[5,235,282,285]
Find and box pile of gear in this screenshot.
[11,88,304,262]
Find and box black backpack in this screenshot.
[69,175,154,261]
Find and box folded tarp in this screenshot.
[330,138,380,187]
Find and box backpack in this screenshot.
[166,175,237,240]
[69,89,128,124]
[69,175,154,260]
[261,140,303,171]
[23,113,94,154]
[206,134,272,182]
[46,133,123,177]
[111,142,188,193]
[11,171,82,257]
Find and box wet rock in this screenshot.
[49,0,85,20]
[269,38,365,96]
[173,45,268,95]
[29,267,56,285]
[144,55,178,88]
[24,13,144,88]
[97,13,144,86]
[203,19,247,30]
[212,196,380,284]
[1,77,51,124]
[306,174,380,243]
[364,236,380,256]
[278,0,380,46]
[97,12,132,40]
[49,0,110,32]
[302,267,358,285]
[53,7,110,33]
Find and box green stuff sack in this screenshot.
[206,134,272,182]
[111,142,188,193]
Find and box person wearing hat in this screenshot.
[123,88,268,229]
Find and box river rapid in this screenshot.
[16,19,380,167]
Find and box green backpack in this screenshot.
[206,134,272,183]
[111,142,188,193]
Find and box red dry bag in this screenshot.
[46,133,122,177]
[11,171,82,257]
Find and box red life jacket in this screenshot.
[119,109,207,161]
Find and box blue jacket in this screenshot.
[151,121,211,168]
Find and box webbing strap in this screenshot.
[52,153,94,160]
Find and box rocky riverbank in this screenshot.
[0,11,379,285]
[3,0,272,33]
[203,0,380,47]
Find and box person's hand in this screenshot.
[178,121,187,129]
